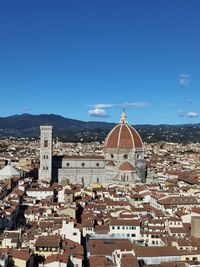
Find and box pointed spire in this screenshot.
[120,108,127,124]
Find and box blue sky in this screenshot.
[0,0,200,124]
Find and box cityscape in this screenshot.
[1,1,200,267]
[0,111,200,266]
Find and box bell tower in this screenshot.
[39,125,53,181]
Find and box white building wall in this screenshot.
[0,257,6,267]
[82,227,95,237]
[26,190,54,200]
[58,189,65,203]
[109,225,140,242]
[58,168,118,186]
[59,221,81,244]
[138,255,180,265]
[62,158,105,169]
[70,256,82,267]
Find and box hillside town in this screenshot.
[0,113,199,267]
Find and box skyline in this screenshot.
[0,1,200,124]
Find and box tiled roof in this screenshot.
[45,254,68,264]
[134,246,179,257]
[89,256,115,267]
[35,235,61,248]
[63,239,83,256]
[89,239,133,256]
[95,225,109,234]
[121,254,139,267]
[158,196,199,205]
[119,162,134,171]
[10,249,30,261]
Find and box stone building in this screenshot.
[39,111,146,186]
[39,125,53,181]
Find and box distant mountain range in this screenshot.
[0,113,200,143]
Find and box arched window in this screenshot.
[44,140,48,147]
[111,154,114,159]
[66,163,69,167]
[124,154,128,159]
[96,163,99,167]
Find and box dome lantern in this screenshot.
[120,109,127,124]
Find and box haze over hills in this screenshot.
[0,113,200,143]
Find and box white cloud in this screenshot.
[87,101,150,118]
[186,111,198,118]
[179,73,190,88]
[123,102,150,108]
[88,108,109,117]
[87,104,114,109]
[87,102,150,109]
[178,109,198,118]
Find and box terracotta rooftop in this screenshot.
[89,256,115,267]
[158,196,199,205]
[89,239,133,256]
[95,225,109,234]
[63,239,83,256]
[119,162,135,171]
[10,249,30,261]
[45,254,68,264]
[121,254,139,267]
[134,246,179,257]
[35,235,61,248]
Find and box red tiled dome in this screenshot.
[104,112,143,149]
[119,162,135,171]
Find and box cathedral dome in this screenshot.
[104,111,143,150]
[119,162,134,171]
